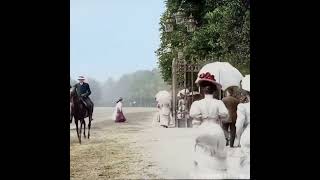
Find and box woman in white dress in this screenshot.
[189,72,230,179]
[156,101,161,123]
[113,97,126,123]
[234,77,250,178]
[177,95,186,120]
[159,102,171,128]
[155,91,172,128]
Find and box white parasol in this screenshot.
[241,75,250,92]
[155,90,171,104]
[196,62,243,90]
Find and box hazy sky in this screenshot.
[70,0,165,82]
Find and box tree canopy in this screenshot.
[105,69,170,107]
[156,0,250,83]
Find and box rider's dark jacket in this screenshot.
[73,82,91,97]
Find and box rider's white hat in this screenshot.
[77,76,85,80]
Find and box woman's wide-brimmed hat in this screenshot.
[197,72,222,89]
[116,97,123,103]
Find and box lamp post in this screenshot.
[164,8,196,128]
[164,10,196,34]
[186,14,196,32]
[174,7,185,25]
[164,16,175,33]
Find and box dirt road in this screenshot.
[70,107,164,180]
[70,107,246,179]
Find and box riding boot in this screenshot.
[86,100,93,120]
[85,106,93,120]
[90,106,94,120]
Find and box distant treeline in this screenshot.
[70,69,170,107]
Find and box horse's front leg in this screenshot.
[79,119,83,142]
[75,119,81,144]
[83,119,86,138]
[88,115,92,139]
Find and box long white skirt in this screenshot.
[239,126,250,178]
[190,122,228,179]
[190,147,229,179]
[160,114,170,127]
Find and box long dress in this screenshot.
[152,102,161,126]
[189,94,230,179]
[177,99,186,120]
[156,103,161,122]
[159,103,171,127]
[235,102,250,178]
[234,102,250,146]
[113,102,126,123]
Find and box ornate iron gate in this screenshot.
[171,54,205,128]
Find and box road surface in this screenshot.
[70,107,246,179]
[70,107,164,179]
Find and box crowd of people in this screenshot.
[155,72,250,179]
[72,73,250,178]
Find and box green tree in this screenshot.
[156,0,250,82]
[97,69,169,107]
[101,77,116,106]
[87,78,102,105]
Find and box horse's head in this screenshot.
[70,87,77,102]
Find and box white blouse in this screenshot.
[115,102,123,112]
[112,102,123,120]
[189,94,229,125]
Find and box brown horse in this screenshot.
[70,87,93,144]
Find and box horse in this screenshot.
[70,87,93,144]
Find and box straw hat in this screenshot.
[77,76,85,80]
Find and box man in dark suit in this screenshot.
[222,86,240,147]
[73,76,94,117]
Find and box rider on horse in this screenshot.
[72,76,94,119]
